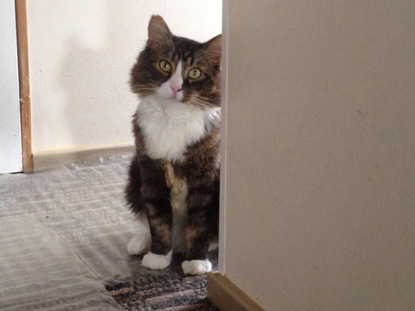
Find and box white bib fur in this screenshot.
[136,95,219,162]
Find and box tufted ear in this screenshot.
[147,15,172,48]
[205,34,222,66]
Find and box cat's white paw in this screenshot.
[182,259,212,275]
[142,250,172,270]
[127,235,150,256]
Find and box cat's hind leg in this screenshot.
[127,214,151,255]
[126,157,151,255]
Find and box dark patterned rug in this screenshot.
[105,273,219,311]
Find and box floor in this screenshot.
[0,155,216,310]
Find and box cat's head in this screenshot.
[130,15,221,108]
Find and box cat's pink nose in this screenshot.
[170,86,182,95]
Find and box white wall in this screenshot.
[0,0,22,173]
[27,0,222,154]
[222,0,415,310]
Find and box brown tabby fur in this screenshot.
[125,15,221,264]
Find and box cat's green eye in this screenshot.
[159,60,172,73]
[188,68,202,80]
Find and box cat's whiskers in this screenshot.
[192,96,218,108]
[131,85,156,96]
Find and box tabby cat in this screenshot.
[125,15,221,275]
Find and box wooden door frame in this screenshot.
[15,0,33,172]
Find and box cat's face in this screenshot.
[130,15,221,109]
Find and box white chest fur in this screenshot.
[136,96,218,162]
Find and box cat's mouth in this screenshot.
[172,92,184,102]
[157,89,184,103]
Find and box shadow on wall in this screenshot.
[56,0,154,150]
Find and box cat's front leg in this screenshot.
[181,191,213,275]
[141,208,173,269]
[139,156,173,270]
[141,201,173,270]
[181,223,212,274]
[182,258,212,275]
[142,250,172,270]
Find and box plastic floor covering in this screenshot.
[0,155,217,310]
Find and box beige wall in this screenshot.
[221,0,415,310]
[27,0,222,153]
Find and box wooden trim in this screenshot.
[218,0,229,273]
[32,145,135,172]
[208,273,266,311]
[15,0,33,173]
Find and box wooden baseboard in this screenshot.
[15,0,33,173]
[33,145,135,171]
[208,273,266,311]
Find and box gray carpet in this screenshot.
[106,273,219,311]
[0,155,218,311]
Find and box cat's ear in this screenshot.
[205,34,222,66]
[147,15,172,48]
